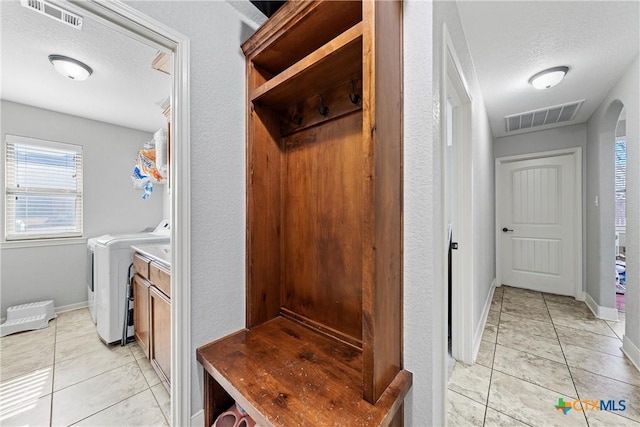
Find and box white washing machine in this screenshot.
[86,237,99,324]
[94,221,170,344]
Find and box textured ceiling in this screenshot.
[0,0,170,133]
[457,1,639,138]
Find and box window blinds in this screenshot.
[615,139,626,230]
[5,135,83,240]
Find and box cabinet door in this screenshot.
[150,286,171,384]
[133,274,150,358]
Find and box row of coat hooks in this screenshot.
[292,80,361,126]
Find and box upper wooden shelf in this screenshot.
[196,317,412,427]
[250,22,363,110]
[242,1,362,75]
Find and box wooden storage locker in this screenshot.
[197,1,410,425]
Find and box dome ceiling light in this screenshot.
[529,66,569,90]
[48,54,93,81]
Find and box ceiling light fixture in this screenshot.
[48,55,93,81]
[528,66,569,90]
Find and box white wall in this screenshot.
[494,124,587,158]
[586,56,639,353]
[0,100,164,314]
[124,0,258,415]
[403,1,435,424]
[494,124,588,294]
[434,0,496,360]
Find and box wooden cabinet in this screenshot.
[133,253,150,280]
[150,285,171,384]
[133,274,151,358]
[133,251,171,388]
[150,262,171,297]
[197,1,410,426]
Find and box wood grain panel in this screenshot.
[196,317,411,427]
[243,1,362,75]
[282,112,363,343]
[247,103,283,328]
[280,79,362,136]
[133,253,150,280]
[150,262,170,298]
[150,286,171,384]
[362,0,403,403]
[203,372,234,427]
[251,23,363,109]
[133,274,150,358]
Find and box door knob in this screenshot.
[502,227,514,232]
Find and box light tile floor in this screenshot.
[0,308,169,426]
[448,285,639,427]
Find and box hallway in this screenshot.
[447,286,638,426]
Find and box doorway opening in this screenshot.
[67,3,191,425]
[441,24,474,370]
[615,111,627,313]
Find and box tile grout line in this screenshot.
[68,388,151,426]
[71,346,162,425]
[542,293,590,427]
[51,358,140,394]
[482,287,502,427]
[489,295,582,402]
[550,319,622,341]
[492,289,586,424]
[148,381,170,425]
[545,295,640,425]
[51,310,148,426]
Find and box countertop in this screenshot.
[131,243,171,269]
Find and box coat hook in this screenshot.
[318,95,329,117]
[291,105,303,126]
[349,80,361,105]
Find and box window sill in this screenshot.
[1,237,87,249]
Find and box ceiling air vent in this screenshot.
[505,100,584,133]
[20,0,83,30]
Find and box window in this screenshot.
[5,135,83,240]
[615,138,626,231]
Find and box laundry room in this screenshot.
[0,0,171,318]
[0,1,172,424]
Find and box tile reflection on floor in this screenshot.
[447,286,639,426]
[0,308,169,426]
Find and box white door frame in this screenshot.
[440,23,474,368]
[69,2,192,425]
[495,147,583,300]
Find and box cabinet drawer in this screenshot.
[150,262,171,297]
[133,253,150,280]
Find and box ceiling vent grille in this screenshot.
[505,100,584,133]
[20,0,83,30]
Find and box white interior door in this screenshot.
[499,154,575,295]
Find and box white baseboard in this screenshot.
[575,291,586,302]
[191,409,204,426]
[622,335,640,372]
[473,278,497,363]
[584,293,618,321]
[55,301,88,314]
